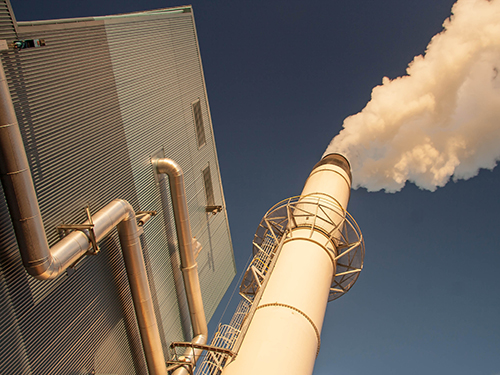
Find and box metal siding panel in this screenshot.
[171,15,236,322]
[0,21,147,375]
[104,17,188,348]
[0,0,17,39]
[0,270,32,374]
[104,12,235,329]
[0,8,235,375]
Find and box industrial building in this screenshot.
[0,2,235,374]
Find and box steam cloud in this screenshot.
[324,0,500,192]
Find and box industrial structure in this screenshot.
[0,2,235,374]
[196,153,365,375]
[0,1,364,374]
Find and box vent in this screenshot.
[202,165,215,206]
[203,165,222,215]
[192,99,206,148]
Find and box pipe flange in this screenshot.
[256,303,321,357]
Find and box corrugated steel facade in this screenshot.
[0,4,235,374]
[0,0,17,39]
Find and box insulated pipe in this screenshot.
[222,154,352,375]
[117,206,168,375]
[0,60,168,375]
[153,158,208,374]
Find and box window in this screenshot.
[192,99,206,148]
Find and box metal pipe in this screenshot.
[153,158,208,374]
[222,154,352,375]
[0,59,168,375]
[138,212,153,227]
[117,204,168,375]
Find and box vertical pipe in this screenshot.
[0,57,53,278]
[118,210,168,375]
[222,154,352,375]
[153,158,208,375]
[158,175,192,340]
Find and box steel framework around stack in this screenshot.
[251,195,364,301]
[195,195,364,375]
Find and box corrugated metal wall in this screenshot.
[0,0,17,39]
[0,6,235,375]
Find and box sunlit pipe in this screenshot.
[0,60,168,375]
[153,158,208,375]
[222,153,352,375]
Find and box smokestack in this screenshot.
[222,154,364,375]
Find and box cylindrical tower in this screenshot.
[221,153,363,375]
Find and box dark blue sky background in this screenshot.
[12,1,500,374]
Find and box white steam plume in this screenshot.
[325,0,500,192]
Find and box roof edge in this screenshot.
[17,5,191,27]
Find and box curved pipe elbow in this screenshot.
[154,158,183,178]
[24,199,135,280]
[26,257,59,280]
[24,224,90,280]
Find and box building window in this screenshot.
[192,99,206,148]
[202,165,215,207]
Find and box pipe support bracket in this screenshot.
[56,205,99,255]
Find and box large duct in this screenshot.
[222,153,363,375]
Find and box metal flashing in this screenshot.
[16,6,191,27]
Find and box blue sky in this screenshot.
[13,1,500,374]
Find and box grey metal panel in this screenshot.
[103,12,235,326]
[103,17,190,349]
[0,6,235,375]
[0,0,17,39]
[0,266,31,373]
[0,20,147,375]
